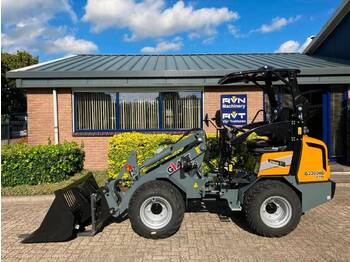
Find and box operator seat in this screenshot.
[275,92,294,122]
[276,107,293,122]
[246,107,291,153]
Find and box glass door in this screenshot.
[329,86,348,160]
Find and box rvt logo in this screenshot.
[222,111,246,120]
[222,95,246,105]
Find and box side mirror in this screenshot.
[204,113,209,127]
[214,110,223,128]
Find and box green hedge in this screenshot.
[108,131,266,181]
[1,142,85,187]
[108,132,218,178]
[108,133,182,178]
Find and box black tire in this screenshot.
[243,180,301,237]
[128,180,185,239]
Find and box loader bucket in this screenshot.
[21,174,110,243]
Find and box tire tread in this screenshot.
[129,180,185,239]
[243,180,301,237]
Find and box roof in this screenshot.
[304,0,350,54]
[8,53,350,88]
[8,53,350,78]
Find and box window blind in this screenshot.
[162,92,201,129]
[74,91,202,131]
[75,92,116,131]
[119,93,159,129]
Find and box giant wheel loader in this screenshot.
[22,67,336,243]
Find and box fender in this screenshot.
[237,176,334,213]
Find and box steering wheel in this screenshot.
[218,124,246,141]
[269,105,283,123]
[225,124,246,134]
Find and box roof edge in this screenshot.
[8,55,77,73]
[16,75,350,89]
[304,0,350,54]
[7,67,350,79]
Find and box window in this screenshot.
[75,92,116,131]
[162,92,201,129]
[330,87,347,158]
[119,93,159,129]
[73,91,202,132]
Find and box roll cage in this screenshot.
[218,66,302,122]
[206,66,307,178]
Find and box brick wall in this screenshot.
[204,86,264,133]
[27,89,54,144]
[27,87,264,170]
[57,89,110,170]
[27,89,109,170]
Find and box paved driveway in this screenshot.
[2,184,350,262]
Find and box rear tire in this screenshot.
[243,180,301,237]
[128,180,185,239]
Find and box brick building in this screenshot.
[7,2,350,170]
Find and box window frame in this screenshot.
[72,89,203,133]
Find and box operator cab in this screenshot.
[218,66,304,151]
[204,66,308,178]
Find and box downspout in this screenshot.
[53,89,59,144]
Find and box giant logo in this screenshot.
[166,153,198,174]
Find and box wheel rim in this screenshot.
[140,196,172,230]
[260,196,292,228]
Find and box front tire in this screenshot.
[128,180,185,239]
[243,180,301,237]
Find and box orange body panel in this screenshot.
[297,135,330,183]
[258,151,293,176]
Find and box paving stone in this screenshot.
[2,184,350,261]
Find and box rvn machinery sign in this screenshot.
[221,95,247,125]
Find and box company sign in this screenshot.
[220,95,247,125]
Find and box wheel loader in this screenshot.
[22,66,336,243]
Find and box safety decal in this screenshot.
[259,155,292,171]
[268,159,286,167]
[195,146,202,155]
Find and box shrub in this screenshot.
[108,132,219,179]
[108,133,182,178]
[1,142,85,187]
[107,131,267,182]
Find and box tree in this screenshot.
[1,51,38,116]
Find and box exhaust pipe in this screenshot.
[22,174,110,243]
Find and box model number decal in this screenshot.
[304,171,325,178]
